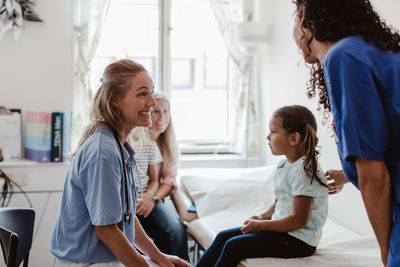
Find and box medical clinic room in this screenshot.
[1,0,400,266]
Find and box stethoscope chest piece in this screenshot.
[124,211,131,223]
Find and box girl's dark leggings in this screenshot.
[195,227,316,267]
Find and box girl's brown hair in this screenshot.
[274,105,326,187]
[72,59,146,157]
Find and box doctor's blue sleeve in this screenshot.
[79,159,123,226]
[324,50,390,162]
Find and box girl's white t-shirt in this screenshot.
[271,157,328,247]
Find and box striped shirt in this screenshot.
[131,139,163,192]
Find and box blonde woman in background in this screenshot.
[131,91,189,261]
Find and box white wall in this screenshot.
[0,1,73,266]
[257,0,400,235]
[0,0,73,113]
[372,0,400,28]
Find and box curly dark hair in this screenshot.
[293,0,400,113]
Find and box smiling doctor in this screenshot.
[50,59,191,267]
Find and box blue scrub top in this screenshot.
[324,36,400,266]
[50,126,136,263]
[323,36,400,205]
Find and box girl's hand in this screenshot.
[136,192,156,217]
[241,219,263,234]
[249,215,262,220]
[326,169,348,195]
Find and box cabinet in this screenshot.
[0,161,69,267]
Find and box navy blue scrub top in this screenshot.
[323,36,400,205]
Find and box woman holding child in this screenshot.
[291,0,400,266]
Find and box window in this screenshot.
[91,0,236,153]
[92,0,159,90]
[171,58,195,89]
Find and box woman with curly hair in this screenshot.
[292,0,400,266]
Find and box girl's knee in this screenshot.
[215,230,232,243]
[217,228,240,239]
[224,237,241,252]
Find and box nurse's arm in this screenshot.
[356,157,391,266]
[133,216,192,266]
[95,224,150,267]
[133,216,165,262]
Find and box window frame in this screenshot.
[158,0,238,154]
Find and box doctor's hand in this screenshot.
[326,169,348,195]
[241,219,263,234]
[152,252,193,267]
[136,192,156,217]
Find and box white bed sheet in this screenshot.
[180,166,381,267]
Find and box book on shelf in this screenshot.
[62,111,72,161]
[0,111,22,160]
[51,112,63,162]
[25,111,72,163]
[25,111,52,162]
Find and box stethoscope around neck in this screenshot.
[113,133,143,224]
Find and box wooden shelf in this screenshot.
[0,160,69,167]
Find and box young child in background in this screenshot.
[196,105,328,267]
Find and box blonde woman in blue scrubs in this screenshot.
[50,59,192,267]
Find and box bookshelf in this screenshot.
[0,159,38,167]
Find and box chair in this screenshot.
[0,208,35,267]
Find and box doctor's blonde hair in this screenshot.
[72,59,147,157]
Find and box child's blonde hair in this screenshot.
[273,105,327,187]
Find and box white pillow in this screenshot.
[180,166,276,231]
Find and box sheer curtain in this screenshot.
[71,0,110,149]
[208,0,262,157]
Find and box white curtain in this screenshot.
[209,0,262,157]
[71,0,110,149]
